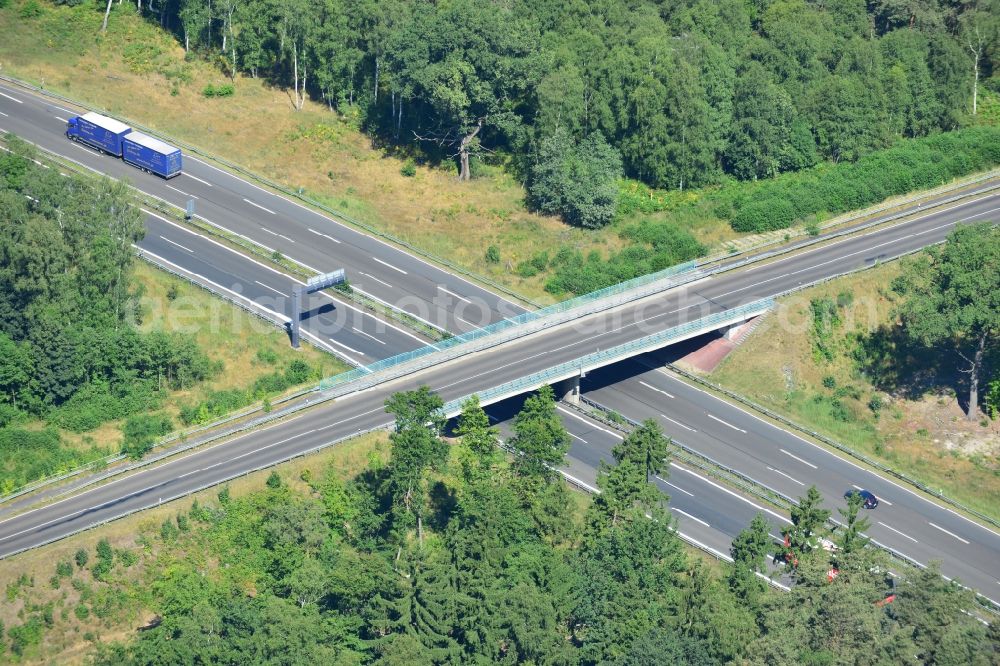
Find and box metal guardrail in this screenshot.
[697,170,1000,268]
[438,299,773,416]
[574,397,1000,614]
[666,364,1000,533]
[0,73,542,310]
[316,262,702,393]
[0,425,390,561]
[575,397,798,509]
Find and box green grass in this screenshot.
[4,260,346,494]
[2,1,995,305]
[0,430,391,663]
[710,262,1000,521]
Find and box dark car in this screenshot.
[844,489,879,509]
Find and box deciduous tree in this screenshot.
[894,222,1000,419]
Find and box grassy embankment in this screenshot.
[710,262,1000,520]
[8,2,996,303]
[0,430,602,663]
[0,430,390,664]
[12,262,342,488]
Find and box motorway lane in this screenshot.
[583,357,1000,598]
[3,191,999,585]
[3,81,999,595]
[0,82,525,332]
[140,212,428,363]
[543,402,787,556]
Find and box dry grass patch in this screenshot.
[0,2,627,303]
[711,262,1000,519]
[0,430,390,664]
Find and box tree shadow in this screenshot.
[853,324,994,414]
[427,480,458,534]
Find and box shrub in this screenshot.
[56,561,73,578]
[160,518,179,541]
[285,359,312,385]
[485,245,501,264]
[8,617,43,655]
[266,471,282,489]
[829,399,854,422]
[986,378,1000,419]
[400,159,416,177]
[822,375,837,389]
[203,83,235,97]
[256,348,279,365]
[18,0,44,19]
[96,539,113,563]
[117,549,138,568]
[529,128,622,229]
[121,413,173,460]
[74,548,89,568]
[74,604,89,621]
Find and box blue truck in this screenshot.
[65,112,132,156]
[121,131,183,179]
[66,112,183,178]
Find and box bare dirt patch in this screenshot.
[710,262,1000,519]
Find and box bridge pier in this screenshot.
[556,372,582,406]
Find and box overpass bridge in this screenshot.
[1,113,998,597]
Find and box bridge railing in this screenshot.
[318,260,700,392]
[439,298,774,415]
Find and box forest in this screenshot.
[0,137,220,487]
[7,386,985,663]
[102,0,998,209]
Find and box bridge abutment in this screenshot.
[556,373,582,406]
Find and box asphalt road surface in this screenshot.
[1,80,998,601]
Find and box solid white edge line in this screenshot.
[138,247,289,323]
[556,405,624,439]
[142,209,292,280]
[671,461,792,525]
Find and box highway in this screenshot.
[0,81,524,334]
[1,79,998,601]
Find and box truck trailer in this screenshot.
[121,131,183,179]
[65,112,132,156]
